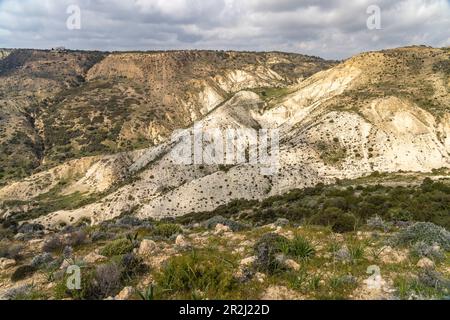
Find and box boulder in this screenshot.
[417,257,435,269]
[83,252,108,264]
[0,258,16,270]
[214,223,231,235]
[115,287,135,300]
[138,239,158,257]
[175,235,190,248]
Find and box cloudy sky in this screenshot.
[0,0,449,59]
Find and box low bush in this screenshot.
[310,208,357,233]
[0,243,23,260]
[391,222,450,250]
[411,241,445,261]
[42,236,65,253]
[120,253,147,280]
[203,216,247,232]
[152,223,182,239]
[281,236,315,260]
[11,265,36,282]
[30,253,54,269]
[155,250,236,299]
[253,233,289,274]
[100,239,134,257]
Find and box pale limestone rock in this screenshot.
[239,256,256,267]
[0,258,16,270]
[379,246,407,264]
[59,259,72,270]
[284,259,301,271]
[255,272,266,283]
[138,239,158,257]
[175,235,190,248]
[116,287,135,300]
[214,223,231,235]
[417,257,435,269]
[83,252,107,264]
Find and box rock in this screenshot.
[63,246,73,259]
[0,258,16,270]
[116,216,143,227]
[379,246,407,264]
[255,272,266,283]
[240,256,256,267]
[203,216,246,232]
[0,284,32,300]
[214,223,231,235]
[18,223,44,234]
[334,246,351,263]
[175,235,190,248]
[284,259,301,271]
[83,252,107,264]
[138,239,158,257]
[59,259,73,270]
[28,239,44,245]
[115,287,135,300]
[417,257,435,269]
[13,233,25,241]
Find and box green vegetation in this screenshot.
[252,87,293,105]
[100,239,135,257]
[154,249,238,299]
[178,178,450,231]
[151,223,183,239]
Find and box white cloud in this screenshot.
[0,0,448,59]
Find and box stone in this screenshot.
[274,218,289,227]
[240,256,256,267]
[115,287,135,300]
[138,239,158,256]
[59,259,73,270]
[13,233,25,241]
[0,258,16,270]
[379,246,407,264]
[417,257,435,269]
[255,272,266,283]
[214,223,231,234]
[175,235,190,248]
[83,252,108,264]
[284,259,301,271]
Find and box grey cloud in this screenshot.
[0,0,448,59]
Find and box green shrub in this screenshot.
[152,223,182,239]
[253,233,289,274]
[155,250,236,299]
[391,222,450,250]
[100,239,134,257]
[282,236,315,260]
[411,241,445,261]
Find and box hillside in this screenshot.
[0,49,333,184]
[0,46,449,301]
[0,46,448,228]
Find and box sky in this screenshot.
[0,0,449,59]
